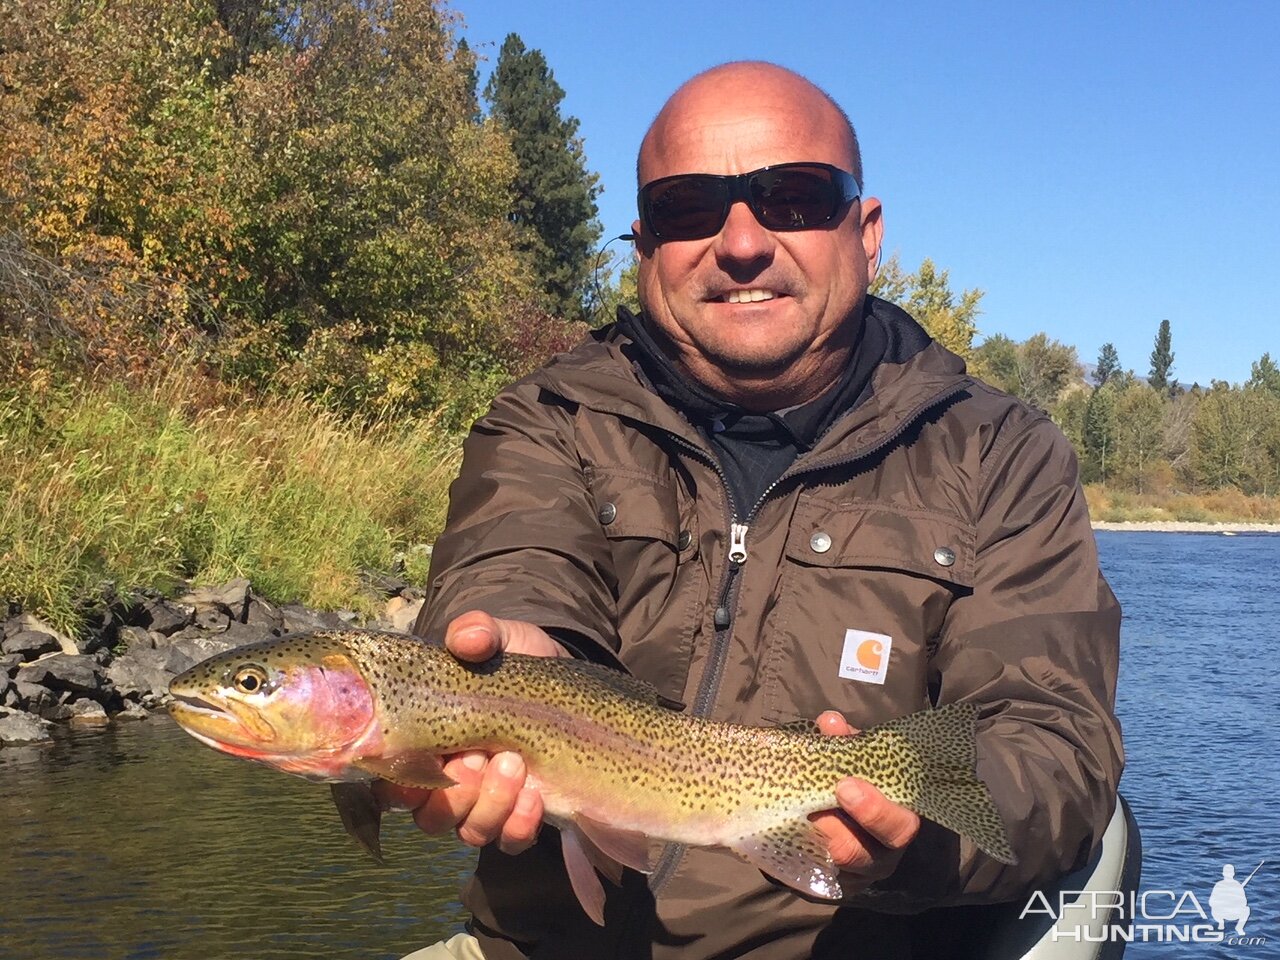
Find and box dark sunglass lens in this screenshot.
[751,168,837,230]
[646,177,728,239]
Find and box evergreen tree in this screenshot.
[1083,383,1120,484]
[485,33,602,320]
[1148,319,1174,393]
[455,37,480,123]
[1095,342,1120,386]
[1247,352,1280,397]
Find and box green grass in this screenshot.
[0,370,462,634]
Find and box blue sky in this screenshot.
[453,1,1278,387]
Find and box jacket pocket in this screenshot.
[762,497,974,728]
[585,468,702,702]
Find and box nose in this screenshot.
[713,199,774,268]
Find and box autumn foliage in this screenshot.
[0,0,553,421]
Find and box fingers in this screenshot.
[809,710,919,883]
[816,710,857,736]
[835,779,920,853]
[401,751,544,856]
[445,610,570,661]
[811,778,921,881]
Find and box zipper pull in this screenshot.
[728,522,749,564]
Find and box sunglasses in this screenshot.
[637,162,861,242]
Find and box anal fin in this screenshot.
[729,819,844,901]
[574,813,652,875]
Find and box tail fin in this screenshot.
[863,702,1017,865]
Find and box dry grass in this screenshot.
[0,367,462,633]
[1084,485,1280,523]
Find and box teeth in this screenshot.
[724,289,776,304]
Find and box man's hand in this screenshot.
[376,611,567,854]
[808,711,921,887]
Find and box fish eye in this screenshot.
[231,664,271,695]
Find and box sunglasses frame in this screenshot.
[637,162,862,242]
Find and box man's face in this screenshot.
[633,73,883,408]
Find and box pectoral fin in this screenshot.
[729,819,843,900]
[330,782,386,864]
[353,749,455,789]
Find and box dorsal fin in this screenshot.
[770,718,824,736]
[562,659,684,710]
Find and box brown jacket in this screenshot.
[416,300,1123,959]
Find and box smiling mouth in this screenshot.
[720,288,778,304]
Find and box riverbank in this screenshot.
[1092,521,1280,533]
[0,577,424,745]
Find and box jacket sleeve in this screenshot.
[871,412,1123,908]
[412,381,626,669]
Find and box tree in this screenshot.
[1113,383,1166,492]
[591,257,639,327]
[870,253,983,362]
[1190,385,1274,492]
[973,332,1080,411]
[485,33,602,320]
[1083,382,1120,484]
[1148,319,1174,393]
[1094,343,1120,387]
[1247,352,1280,397]
[454,37,481,123]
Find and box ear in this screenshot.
[632,218,657,257]
[859,198,884,283]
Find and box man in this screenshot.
[393,61,1123,959]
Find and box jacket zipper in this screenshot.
[645,381,970,900]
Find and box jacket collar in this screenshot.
[529,296,973,460]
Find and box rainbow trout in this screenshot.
[168,629,1015,923]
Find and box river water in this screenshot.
[1,531,1276,959]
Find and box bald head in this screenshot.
[638,62,861,188]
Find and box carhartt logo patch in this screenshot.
[839,629,892,685]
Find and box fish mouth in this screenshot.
[169,691,227,716]
[168,691,279,750]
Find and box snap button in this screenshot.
[810,531,832,554]
[933,546,956,567]
[677,529,693,550]
[597,502,617,525]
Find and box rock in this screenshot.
[11,679,55,713]
[2,630,63,658]
[192,608,231,633]
[2,614,79,654]
[16,654,108,698]
[179,579,251,623]
[381,596,424,634]
[363,570,411,598]
[164,636,241,675]
[138,598,196,636]
[279,604,348,633]
[116,625,155,652]
[106,647,175,700]
[245,597,284,633]
[1,653,22,677]
[68,700,111,726]
[0,708,53,744]
[221,620,276,646]
[38,700,75,721]
[114,701,151,722]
